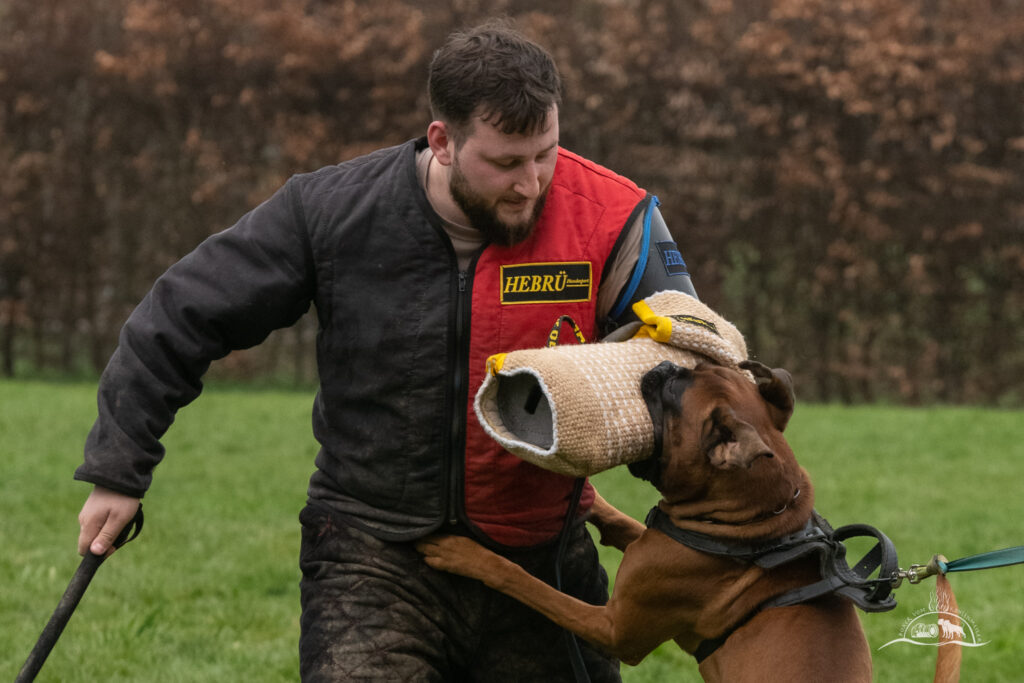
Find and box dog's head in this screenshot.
[630,360,808,524]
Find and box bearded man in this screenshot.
[74,20,697,682]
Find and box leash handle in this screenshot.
[111,505,145,550]
[16,505,144,683]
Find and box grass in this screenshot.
[2,379,1022,681]
[593,404,1024,682]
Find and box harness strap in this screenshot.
[759,524,898,612]
[692,607,762,664]
[645,505,899,663]
[644,507,832,562]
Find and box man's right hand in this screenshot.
[77,485,141,557]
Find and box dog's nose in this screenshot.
[640,361,675,394]
[640,361,691,405]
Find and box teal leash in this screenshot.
[939,545,1024,574]
[891,545,1024,586]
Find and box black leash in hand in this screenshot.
[17,505,144,683]
[554,478,591,683]
[547,319,592,682]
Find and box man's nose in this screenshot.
[513,162,541,198]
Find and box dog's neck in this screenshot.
[658,467,815,542]
[651,467,823,658]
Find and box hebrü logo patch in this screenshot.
[878,590,988,651]
[500,262,592,304]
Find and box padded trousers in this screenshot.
[298,503,621,682]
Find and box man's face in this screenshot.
[448,107,559,247]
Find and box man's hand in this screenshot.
[77,485,141,557]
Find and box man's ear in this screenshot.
[427,121,454,166]
[739,360,795,432]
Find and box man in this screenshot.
[75,21,697,681]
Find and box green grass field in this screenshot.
[2,379,1021,681]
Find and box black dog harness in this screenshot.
[645,506,899,663]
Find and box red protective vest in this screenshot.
[463,148,647,547]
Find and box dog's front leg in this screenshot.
[416,535,516,584]
[587,490,646,552]
[417,535,655,665]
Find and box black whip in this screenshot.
[16,505,144,682]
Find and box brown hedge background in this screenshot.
[2,0,1022,404]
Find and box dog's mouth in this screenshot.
[630,362,695,485]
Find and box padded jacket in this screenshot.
[75,137,683,546]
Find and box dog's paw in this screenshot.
[415,535,497,579]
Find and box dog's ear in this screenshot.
[702,407,775,469]
[632,362,694,485]
[739,360,795,432]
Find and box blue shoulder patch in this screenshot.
[655,241,688,276]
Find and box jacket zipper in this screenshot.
[446,268,472,526]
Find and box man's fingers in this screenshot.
[90,517,124,557]
[77,510,105,557]
[77,486,141,557]
[78,508,123,557]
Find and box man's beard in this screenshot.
[449,158,548,248]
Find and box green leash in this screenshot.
[892,545,1024,586]
[939,545,1024,574]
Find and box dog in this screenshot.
[418,360,876,682]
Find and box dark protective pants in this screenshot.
[298,504,621,682]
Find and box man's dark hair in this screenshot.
[428,20,562,145]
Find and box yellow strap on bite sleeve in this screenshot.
[630,300,674,342]
[486,353,508,375]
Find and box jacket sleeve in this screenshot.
[600,199,699,335]
[75,179,315,497]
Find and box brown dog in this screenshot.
[418,361,875,682]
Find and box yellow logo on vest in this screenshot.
[500,262,592,304]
